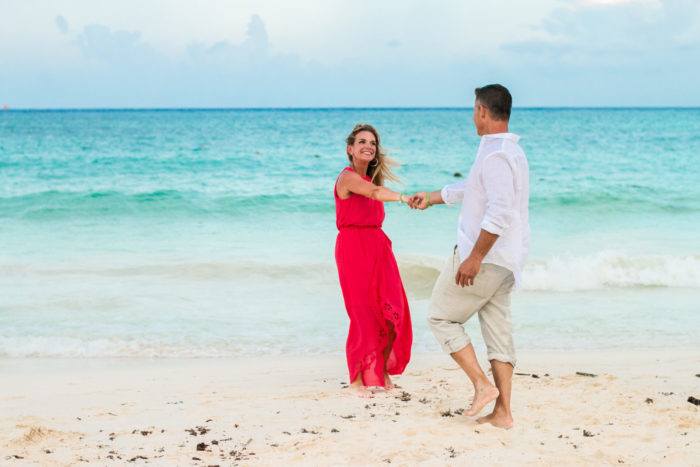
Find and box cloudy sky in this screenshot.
[1,0,699,108]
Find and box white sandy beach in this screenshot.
[1,350,698,466]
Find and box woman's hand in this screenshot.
[407,192,428,209]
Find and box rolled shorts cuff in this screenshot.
[440,334,471,355]
[487,352,516,368]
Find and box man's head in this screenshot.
[472,84,511,136]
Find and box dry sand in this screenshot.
[1,350,698,466]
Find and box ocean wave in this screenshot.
[529,190,700,213]
[3,252,698,292]
[4,186,699,221]
[0,335,357,358]
[0,190,332,219]
[398,252,700,292]
[0,261,339,281]
[523,252,700,291]
[0,336,250,358]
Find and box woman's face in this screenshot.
[347,130,377,164]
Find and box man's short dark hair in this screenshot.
[474,84,512,121]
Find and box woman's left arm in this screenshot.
[339,170,406,203]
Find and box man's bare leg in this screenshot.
[477,359,513,428]
[451,343,499,416]
[348,374,374,398]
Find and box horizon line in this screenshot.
[2,105,700,111]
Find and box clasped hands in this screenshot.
[403,191,429,210]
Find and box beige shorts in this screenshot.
[427,247,516,366]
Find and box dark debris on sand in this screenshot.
[583,430,595,437]
[396,391,411,402]
[515,372,541,378]
[186,425,210,436]
[576,371,597,377]
[688,396,700,406]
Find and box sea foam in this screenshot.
[395,252,700,292]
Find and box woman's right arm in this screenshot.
[338,170,404,203]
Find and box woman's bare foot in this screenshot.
[383,373,395,390]
[463,385,499,416]
[349,385,374,398]
[476,410,513,429]
[349,377,374,398]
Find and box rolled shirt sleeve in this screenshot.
[440,179,467,207]
[480,153,516,236]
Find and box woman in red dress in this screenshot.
[334,123,413,398]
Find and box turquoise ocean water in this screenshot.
[1,108,699,357]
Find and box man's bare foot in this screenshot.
[383,373,395,390]
[476,411,513,429]
[349,381,374,398]
[463,385,499,416]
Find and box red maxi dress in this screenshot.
[334,167,412,387]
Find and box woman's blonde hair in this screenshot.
[345,123,400,186]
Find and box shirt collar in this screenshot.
[482,132,520,143]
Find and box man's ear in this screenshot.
[480,105,489,121]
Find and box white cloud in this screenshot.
[76,25,161,65]
[55,15,69,34]
[581,0,660,5]
[498,0,700,105]
[1,1,699,107]
[504,0,699,60]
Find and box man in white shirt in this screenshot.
[409,84,530,429]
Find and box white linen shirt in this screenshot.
[440,132,530,289]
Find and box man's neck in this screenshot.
[482,122,509,135]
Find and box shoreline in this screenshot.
[2,350,698,465]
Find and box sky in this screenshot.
[1,0,699,108]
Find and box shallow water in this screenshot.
[1,108,698,356]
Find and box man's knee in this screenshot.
[427,314,471,354]
[426,313,447,336]
[426,312,438,326]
